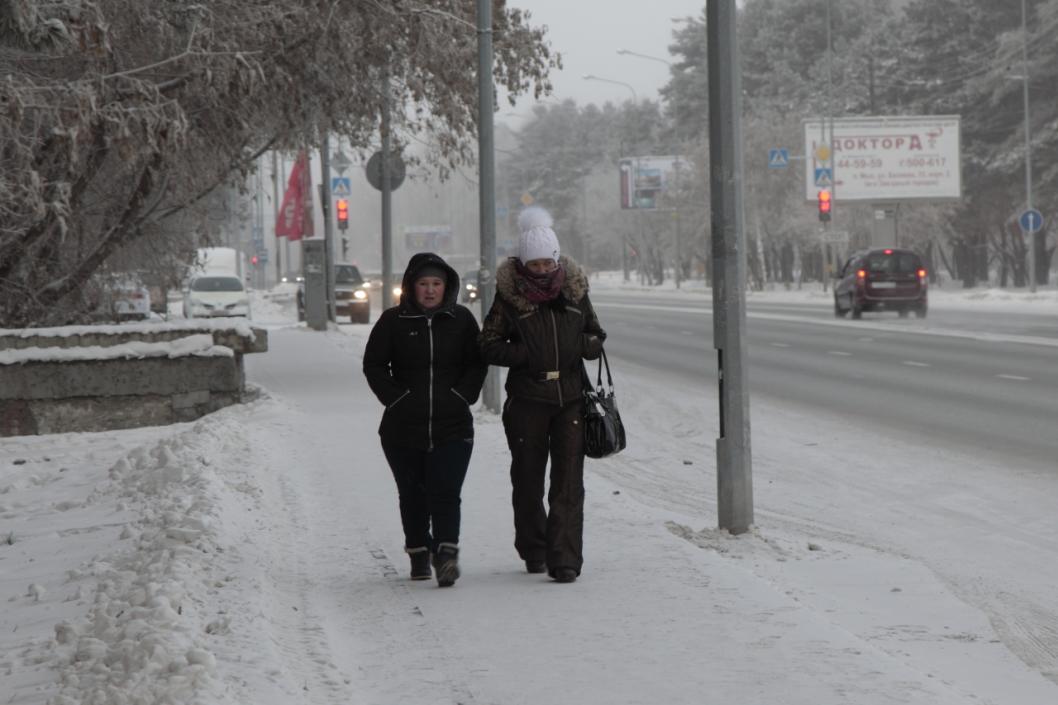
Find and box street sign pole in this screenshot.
[321,137,336,323]
[381,66,394,312]
[477,0,501,413]
[708,0,753,535]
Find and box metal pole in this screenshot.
[321,138,336,322]
[477,0,501,412]
[820,0,834,292]
[1021,0,1036,293]
[381,67,394,311]
[707,0,753,535]
[272,151,281,283]
[615,51,682,287]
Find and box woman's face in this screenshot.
[524,258,558,275]
[414,276,446,309]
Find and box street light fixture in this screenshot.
[582,74,638,103]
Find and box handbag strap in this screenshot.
[594,348,614,391]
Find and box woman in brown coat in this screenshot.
[479,207,605,583]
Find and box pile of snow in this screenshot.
[39,426,235,704]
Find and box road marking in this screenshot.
[770,342,791,348]
[592,300,1058,349]
[996,373,1031,381]
[902,360,931,367]
[828,350,852,356]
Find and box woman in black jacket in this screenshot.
[363,253,487,587]
[479,207,605,583]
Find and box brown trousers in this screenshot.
[502,396,585,574]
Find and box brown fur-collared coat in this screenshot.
[479,256,606,405]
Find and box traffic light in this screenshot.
[817,189,832,222]
[250,255,258,266]
[336,198,349,231]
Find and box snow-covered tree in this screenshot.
[0,0,557,326]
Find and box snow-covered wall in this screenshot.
[0,326,268,437]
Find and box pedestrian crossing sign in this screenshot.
[768,148,789,168]
[331,177,351,198]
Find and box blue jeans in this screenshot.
[383,439,473,550]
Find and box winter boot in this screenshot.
[524,559,547,574]
[432,543,460,587]
[406,547,432,581]
[551,567,577,584]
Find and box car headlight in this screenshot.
[354,289,367,300]
[393,286,402,298]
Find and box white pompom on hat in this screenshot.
[517,206,560,263]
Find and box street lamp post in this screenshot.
[1020,0,1036,293]
[617,49,685,288]
[584,74,638,282]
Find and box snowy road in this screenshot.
[592,288,1058,471]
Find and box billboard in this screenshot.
[803,115,961,203]
[619,155,688,210]
[404,225,453,252]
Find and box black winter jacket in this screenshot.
[479,256,605,406]
[363,253,487,450]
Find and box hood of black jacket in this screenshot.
[399,252,460,314]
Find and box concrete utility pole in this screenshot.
[477,0,501,412]
[381,68,395,311]
[320,137,336,322]
[707,0,753,535]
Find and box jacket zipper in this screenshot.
[550,309,563,406]
[427,317,435,451]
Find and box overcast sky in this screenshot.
[500,0,706,125]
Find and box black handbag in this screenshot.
[582,348,627,459]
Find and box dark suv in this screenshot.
[834,248,928,319]
[297,263,370,324]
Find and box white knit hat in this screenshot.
[517,206,560,263]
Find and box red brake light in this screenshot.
[856,269,866,279]
[917,268,927,278]
[883,249,893,255]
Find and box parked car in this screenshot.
[461,270,479,303]
[183,275,251,318]
[86,275,151,322]
[297,263,370,324]
[833,247,928,319]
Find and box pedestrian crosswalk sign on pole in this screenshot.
[331,177,351,198]
[814,167,833,188]
[768,148,789,169]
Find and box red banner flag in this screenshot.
[275,151,314,241]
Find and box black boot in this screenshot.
[432,543,460,587]
[551,567,577,584]
[406,547,432,581]
[525,559,546,574]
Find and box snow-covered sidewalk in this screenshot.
[3,290,1058,704]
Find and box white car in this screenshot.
[183,275,251,318]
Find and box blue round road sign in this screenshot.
[1019,208,1044,233]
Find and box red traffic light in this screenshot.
[817,189,832,221]
[336,198,349,231]
[251,255,258,266]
